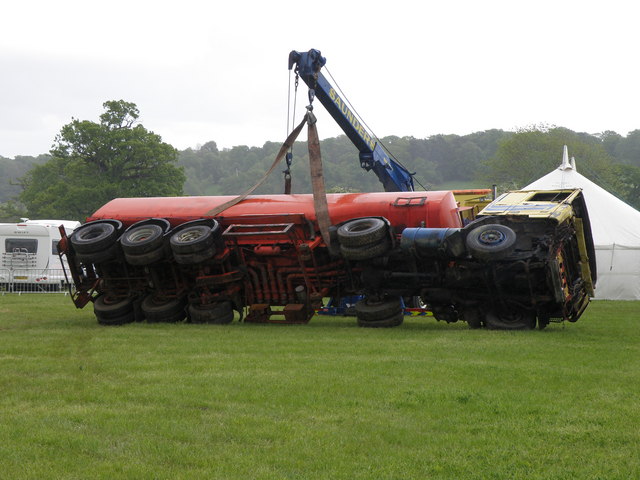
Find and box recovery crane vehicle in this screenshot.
[56,49,597,330]
[288,49,414,192]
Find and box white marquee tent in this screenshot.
[524,146,640,300]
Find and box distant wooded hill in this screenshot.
[175,128,640,210]
[0,155,50,203]
[177,130,510,197]
[2,127,639,208]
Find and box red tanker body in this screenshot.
[88,192,463,230]
[63,191,463,325]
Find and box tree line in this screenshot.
[1,101,639,222]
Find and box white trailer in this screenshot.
[0,219,81,291]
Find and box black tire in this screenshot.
[141,295,187,323]
[340,238,390,261]
[189,301,234,324]
[538,315,550,330]
[120,224,164,255]
[337,217,388,247]
[170,225,217,254]
[150,311,186,323]
[484,309,536,330]
[462,308,483,329]
[466,224,517,260]
[355,297,403,321]
[94,295,134,319]
[173,246,216,265]
[124,246,166,266]
[432,304,459,323]
[97,311,135,326]
[357,310,404,328]
[75,243,120,265]
[133,296,146,322]
[71,222,118,254]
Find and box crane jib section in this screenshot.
[327,87,376,151]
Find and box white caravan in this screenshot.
[0,219,81,290]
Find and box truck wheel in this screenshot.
[141,295,187,323]
[538,315,550,330]
[340,238,390,261]
[484,309,536,330]
[75,243,120,265]
[173,246,217,265]
[124,245,166,266]
[338,217,388,247]
[355,297,403,321]
[121,224,164,255]
[71,222,118,254]
[97,311,135,326]
[189,301,234,324]
[462,308,483,329]
[357,310,404,328]
[466,224,516,260]
[94,295,134,318]
[170,224,218,254]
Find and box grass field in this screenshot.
[1,295,638,479]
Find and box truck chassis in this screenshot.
[59,189,596,330]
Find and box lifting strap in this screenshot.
[307,111,332,248]
[204,114,308,217]
[205,111,333,248]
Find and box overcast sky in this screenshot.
[2,0,639,159]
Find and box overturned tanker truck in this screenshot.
[59,187,596,329]
[58,48,597,329]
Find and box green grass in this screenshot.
[0,295,638,479]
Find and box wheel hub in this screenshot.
[178,230,203,242]
[478,229,506,246]
[129,227,156,243]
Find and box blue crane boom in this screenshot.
[288,49,415,192]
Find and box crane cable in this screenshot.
[284,71,299,194]
[324,67,428,191]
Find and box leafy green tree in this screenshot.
[599,130,624,159]
[612,164,640,209]
[19,100,185,221]
[0,154,50,203]
[611,129,640,166]
[482,127,615,192]
[178,141,225,195]
[0,200,27,222]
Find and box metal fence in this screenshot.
[0,268,71,294]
